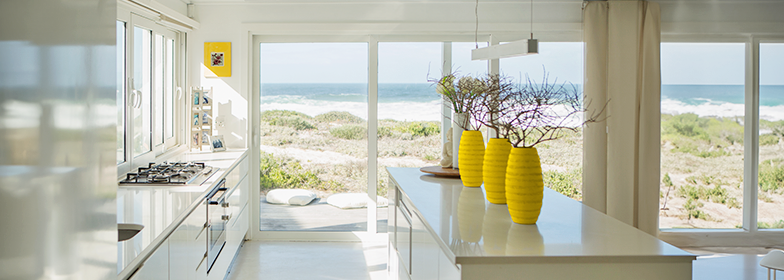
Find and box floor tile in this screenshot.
[226,241,388,280]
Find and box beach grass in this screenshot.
[260,109,784,228]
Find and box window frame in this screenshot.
[249,34,548,241]
[117,7,186,176]
[658,35,784,247]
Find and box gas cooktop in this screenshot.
[119,162,216,185]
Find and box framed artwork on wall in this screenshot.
[204,42,231,77]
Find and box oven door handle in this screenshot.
[207,179,228,205]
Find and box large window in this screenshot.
[452,42,488,77]
[377,42,443,232]
[758,42,784,230]
[659,43,745,229]
[132,25,152,158]
[500,42,585,201]
[117,21,126,165]
[255,40,590,236]
[117,12,182,173]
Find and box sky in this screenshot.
[260,42,784,85]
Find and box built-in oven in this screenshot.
[206,178,229,273]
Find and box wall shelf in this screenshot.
[190,87,213,151]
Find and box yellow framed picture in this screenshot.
[204,42,231,77]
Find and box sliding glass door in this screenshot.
[259,42,369,232]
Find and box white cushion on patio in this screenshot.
[327,193,389,209]
[266,189,317,206]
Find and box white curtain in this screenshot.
[583,0,661,236]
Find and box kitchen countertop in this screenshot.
[387,167,695,264]
[117,149,248,274]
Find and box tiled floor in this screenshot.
[226,241,776,280]
[686,247,773,280]
[225,241,388,280]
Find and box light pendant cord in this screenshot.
[475,0,479,49]
[530,0,534,39]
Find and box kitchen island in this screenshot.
[117,149,249,280]
[387,167,695,280]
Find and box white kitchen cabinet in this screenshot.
[170,202,207,280]
[394,192,439,280]
[207,155,249,280]
[395,193,412,277]
[130,239,169,280]
[438,250,460,280]
[410,203,439,280]
[227,174,248,246]
[118,150,250,280]
[387,167,696,280]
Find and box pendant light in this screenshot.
[471,0,539,60]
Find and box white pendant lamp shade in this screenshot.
[471,38,538,61]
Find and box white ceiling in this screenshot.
[186,0,782,3]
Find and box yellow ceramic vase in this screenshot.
[458,130,485,187]
[505,147,544,224]
[482,138,512,204]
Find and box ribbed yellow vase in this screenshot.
[458,130,485,187]
[505,147,544,224]
[482,138,512,204]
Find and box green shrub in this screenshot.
[726,197,741,209]
[260,152,321,191]
[758,220,784,229]
[676,185,699,200]
[684,198,709,220]
[395,121,440,137]
[544,169,582,200]
[259,152,345,193]
[330,124,367,140]
[664,113,710,140]
[759,159,784,192]
[676,184,731,204]
[377,126,393,138]
[315,111,365,124]
[663,173,674,187]
[661,113,743,157]
[760,134,780,146]
[261,110,315,130]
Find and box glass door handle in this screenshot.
[176,86,182,100]
[132,89,142,109]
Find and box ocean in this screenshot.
[260,83,784,122]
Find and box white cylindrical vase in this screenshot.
[452,112,468,169]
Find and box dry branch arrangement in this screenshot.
[437,70,606,148]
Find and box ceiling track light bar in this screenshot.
[471,38,538,60]
[471,0,538,60]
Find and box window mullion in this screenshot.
[441,42,452,146]
[367,38,379,234]
[743,36,760,232]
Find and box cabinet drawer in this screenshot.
[130,239,169,280]
[396,193,412,276]
[226,175,248,222]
